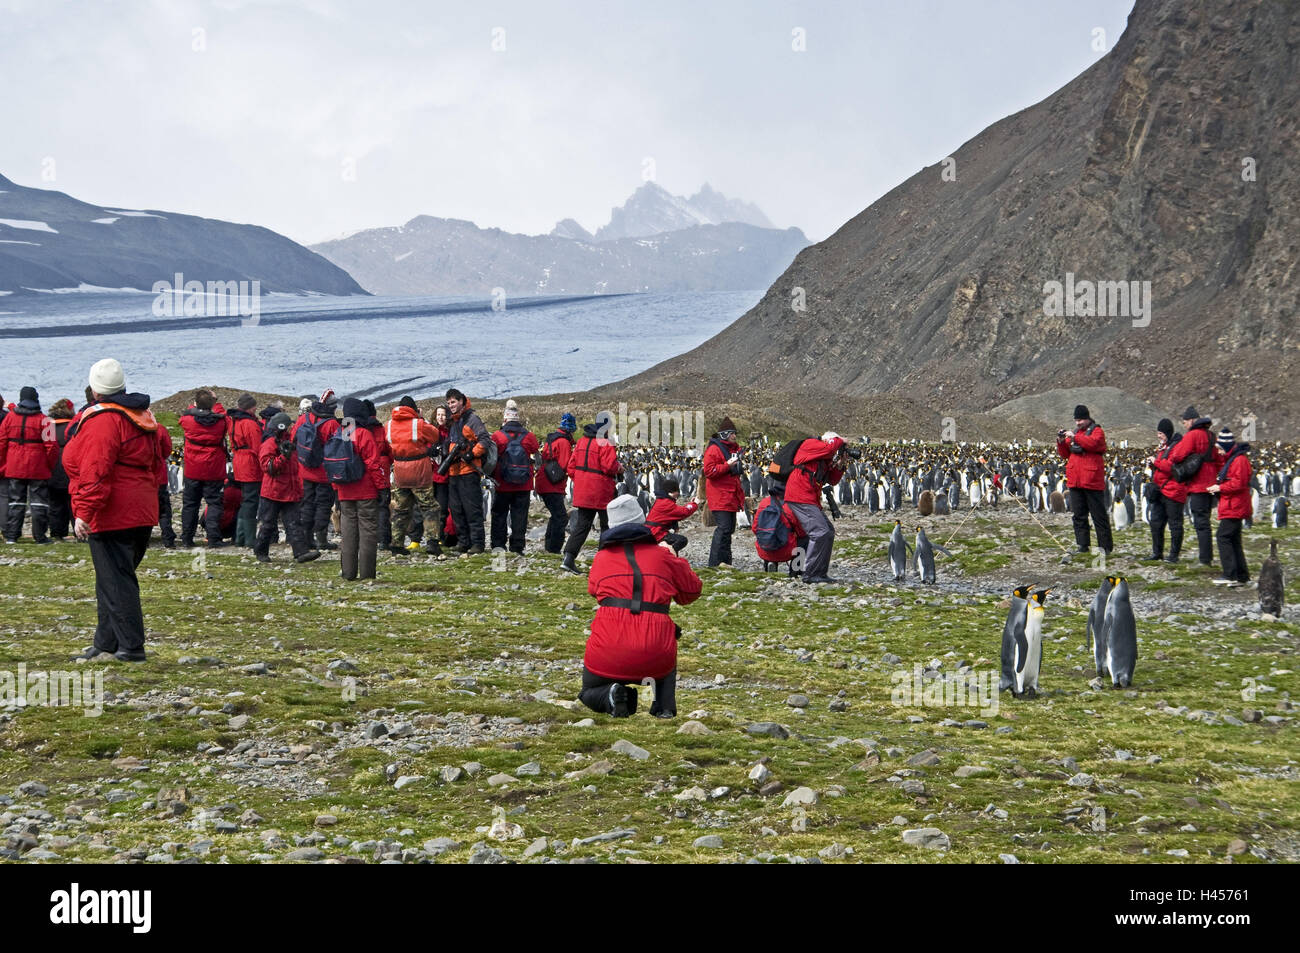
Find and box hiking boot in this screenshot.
[207,539,227,549]
[73,646,113,661]
[651,709,677,719]
[424,541,443,556]
[34,537,53,545]
[560,554,581,575]
[804,575,838,585]
[114,649,147,663]
[1140,553,1162,562]
[1164,556,1180,564]
[609,683,634,718]
[180,538,195,549]
[255,552,271,563]
[468,544,485,555]
[295,550,322,563]
[315,530,338,551]
[388,545,408,556]
[1211,577,1233,586]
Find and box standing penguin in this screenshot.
[913,527,951,584]
[918,489,934,516]
[888,520,910,582]
[1111,494,1132,531]
[1014,588,1051,698]
[1272,497,1289,528]
[1001,583,1034,692]
[1258,539,1284,617]
[1100,576,1138,688]
[1087,575,1115,678]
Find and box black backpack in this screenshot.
[542,432,568,485]
[323,428,365,483]
[499,430,532,484]
[753,497,791,553]
[766,437,811,484]
[296,414,326,468]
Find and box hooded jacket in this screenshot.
[62,392,162,532]
[1056,420,1106,491]
[444,398,490,478]
[258,433,303,502]
[535,429,574,495]
[386,405,439,488]
[491,421,540,492]
[644,495,698,542]
[566,425,621,509]
[291,400,341,484]
[785,436,846,506]
[701,435,745,512]
[1170,417,1220,494]
[583,523,702,681]
[1150,433,1188,504]
[180,404,230,481]
[0,400,58,480]
[227,408,264,483]
[1215,443,1253,520]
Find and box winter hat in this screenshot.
[1217,427,1235,452]
[320,388,335,405]
[299,398,313,413]
[49,398,75,419]
[1073,405,1091,420]
[1181,406,1199,421]
[656,477,680,498]
[716,416,737,435]
[268,412,293,434]
[237,393,256,411]
[88,358,125,396]
[1157,418,1174,439]
[363,399,376,418]
[582,422,599,437]
[503,406,520,422]
[399,395,417,409]
[18,386,38,407]
[559,412,577,433]
[342,397,367,423]
[606,493,644,528]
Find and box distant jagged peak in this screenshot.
[594,181,776,241]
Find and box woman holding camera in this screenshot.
[1056,404,1112,555]
[1145,418,1185,562]
[784,431,849,584]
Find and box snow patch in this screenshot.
[92,217,119,225]
[100,209,164,218]
[394,250,413,262]
[0,218,58,234]
[0,239,41,245]
[23,284,153,294]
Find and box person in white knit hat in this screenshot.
[577,493,702,719]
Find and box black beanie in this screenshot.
[1181,405,1199,420]
[342,397,367,422]
[582,423,599,437]
[1157,418,1174,439]
[399,395,417,409]
[19,386,38,404]
[1073,405,1090,420]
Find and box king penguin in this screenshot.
[1087,575,1115,678]
[1014,588,1051,698]
[888,520,910,582]
[913,527,950,584]
[1101,576,1138,688]
[1259,540,1284,617]
[1272,497,1289,528]
[1001,583,1034,692]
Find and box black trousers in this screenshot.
[299,480,336,536]
[491,489,530,552]
[539,492,568,553]
[433,481,451,542]
[255,497,311,558]
[157,486,176,544]
[664,531,688,554]
[564,506,609,557]
[709,509,737,566]
[1187,492,1214,564]
[48,485,71,540]
[1217,518,1249,583]
[5,478,50,541]
[448,473,485,549]
[376,488,391,548]
[1069,487,1113,552]
[237,480,261,523]
[181,477,223,544]
[579,666,678,717]
[1149,494,1184,559]
[88,525,151,654]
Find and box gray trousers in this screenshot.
[339,497,378,580]
[787,502,834,577]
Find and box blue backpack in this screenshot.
[323,428,365,483]
[753,496,791,554]
[296,414,326,468]
[499,430,532,484]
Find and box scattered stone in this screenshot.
[487,773,518,787]
[901,780,927,797]
[1066,773,1095,788]
[1227,839,1248,856]
[523,837,549,858]
[16,781,48,798]
[746,722,790,740]
[782,786,819,807]
[692,835,724,849]
[676,720,712,735]
[611,739,649,761]
[439,766,465,784]
[423,837,461,856]
[238,662,270,675]
[999,853,1020,864]
[314,814,338,827]
[758,781,785,797]
[285,847,323,861]
[786,694,810,708]
[363,721,388,739]
[907,750,940,767]
[901,828,950,850]
[227,714,250,730]
[393,775,423,790]
[572,718,596,728]
[573,829,635,846]
[515,762,542,777]
[674,786,708,802]
[565,760,614,780]
[955,765,993,778]
[748,763,772,784]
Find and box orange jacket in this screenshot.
[386,406,439,487]
[444,399,489,477]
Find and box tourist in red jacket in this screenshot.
[1145,418,1186,563]
[254,412,320,564]
[386,397,442,555]
[535,413,576,554]
[227,393,264,548]
[361,399,393,551]
[45,398,76,542]
[578,494,702,719]
[291,390,341,552]
[431,404,453,547]
[155,423,177,548]
[179,389,230,548]
[701,417,745,567]
[0,385,58,543]
[784,432,846,583]
[205,479,243,541]
[561,421,622,574]
[753,485,807,568]
[1174,407,1219,565]
[645,477,697,553]
[1207,428,1252,587]
[1056,404,1112,555]
[63,359,161,662]
[332,397,386,581]
[490,401,539,554]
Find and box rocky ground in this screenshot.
[0,499,1295,864]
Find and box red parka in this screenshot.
[566,432,621,509]
[645,496,698,542]
[227,409,263,483]
[491,423,540,492]
[180,406,230,481]
[258,435,303,503]
[701,437,744,512]
[0,407,58,480]
[1171,419,1219,494]
[364,420,391,491]
[331,426,386,501]
[785,436,845,506]
[584,528,702,681]
[156,427,173,488]
[1215,446,1253,520]
[535,431,573,495]
[1150,436,1188,504]
[1056,422,1106,491]
[292,409,341,485]
[386,406,439,488]
[63,396,162,533]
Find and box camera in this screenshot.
[843,447,863,460]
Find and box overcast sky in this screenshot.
[1,0,1135,245]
